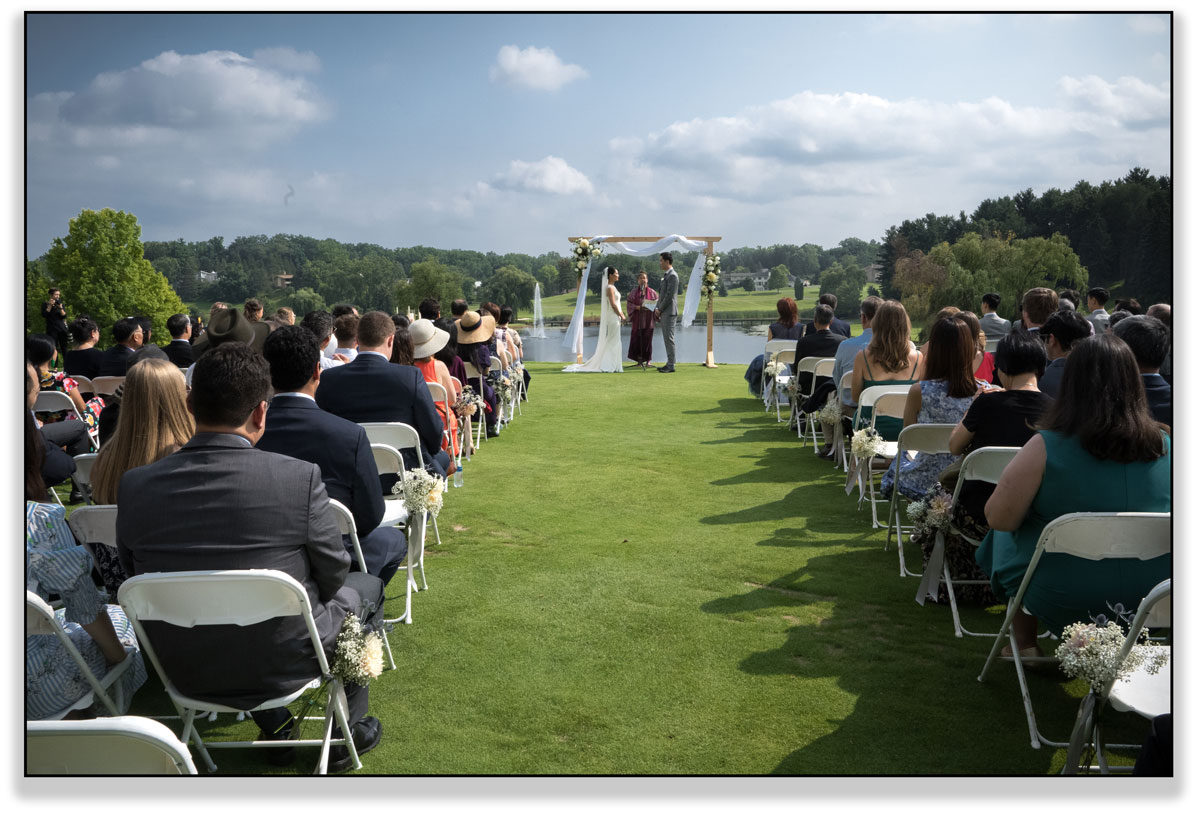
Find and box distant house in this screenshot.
[726,267,771,291]
[198,270,219,284]
[865,264,882,283]
[273,273,294,289]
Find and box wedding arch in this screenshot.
[563,234,722,368]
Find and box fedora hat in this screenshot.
[456,311,496,344]
[410,318,449,359]
[196,307,255,357]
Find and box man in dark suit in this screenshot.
[1113,315,1172,428]
[96,316,144,376]
[116,343,383,771]
[163,313,195,367]
[803,293,852,338]
[259,326,407,586]
[316,310,452,479]
[794,304,847,393]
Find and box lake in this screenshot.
[519,323,772,365]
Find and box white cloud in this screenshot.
[1128,14,1168,35]
[252,46,321,73]
[1058,75,1169,124]
[489,45,587,91]
[492,156,594,195]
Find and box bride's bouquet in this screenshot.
[700,254,722,299]
[572,238,602,272]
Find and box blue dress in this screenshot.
[974,430,1171,630]
[881,379,979,500]
[745,322,803,397]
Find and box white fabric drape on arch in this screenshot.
[561,234,709,354]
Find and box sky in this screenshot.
[23,10,1173,259]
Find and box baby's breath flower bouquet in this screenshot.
[331,613,385,687]
[818,392,843,426]
[850,427,886,460]
[764,360,787,378]
[905,485,954,539]
[394,467,445,519]
[1056,614,1167,693]
[453,385,485,418]
[700,254,722,299]
[572,238,602,272]
[496,376,514,405]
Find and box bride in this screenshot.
[564,266,626,373]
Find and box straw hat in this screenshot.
[456,311,496,344]
[409,318,449,359]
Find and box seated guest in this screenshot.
[1037,310,1091,398]
[819,296,881,458]
[390,325,415,365]
[455,310,501,438]
[1058,289,1082,311]
[97,316,144,376]
[954,311,995,383]
[300,310,345,369]
[89,359,194,594]
[804,293,852,338]
[331,304,359,319]
[259,327,407,586]
[1114,297,1142,316]
[183,306,256,388]
[1085,286,1111,334]
[948,330,1053,532]
[27,363,77,494]
[28,333,105,440]
[333,314,360,361]
[917,306,960,356]
[26,501,147,720]
[849,300,922,443]
[409,319,461,459]
[793,303,846,394]
[316,311,452,479]
[480,302,515,366]
[274,306,295,326]
[1113,315,1171,428]
[746,297,802,397]
[497,306,530,397]
[1146,303,1171,385]
[448,298,469,344]
[116,343,384,770]
[979,292,1011,341]
[881,317,983,500]
[418,297,441,321]
[1020,287,1058,332]
[164,312,195,367]
[391,313,410,328]
[1107,309,1132,332]
[64,316,105,379]
[977,335,1170,656]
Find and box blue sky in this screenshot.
[24,11,1172,258]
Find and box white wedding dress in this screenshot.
[563,285,624,373]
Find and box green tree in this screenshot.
[819,260,867,319]
[394,258,465,315]
[767,264,790,290]
[740,276,756,293]
[44,208,185,347]
[289,287,326,317]
[26,258,52,335]
[479,265,537,309]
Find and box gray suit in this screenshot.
[657,268,679,368]
[116,432,375,711]
[980,312,1011,341]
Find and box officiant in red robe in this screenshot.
[626,271,658,368]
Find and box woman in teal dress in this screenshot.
[851,300,922,440]
[976,335,1171,654]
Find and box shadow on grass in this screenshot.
[682,398,758,416]
[754,525,879,549]
[700,549,1089,774]
[701,427,798,445]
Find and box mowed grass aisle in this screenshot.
[132,362,1144,774]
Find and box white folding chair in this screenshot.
[72,452,99,504]
[67,504,119,576]
[794,357,836,445]
[488,358,515,425]
[831,370,854,470]
[425,381,455,460]
[761,339,794,409]
[27,716,198,775]
[449,377,471,463]
[26,591,138,720]
[89,376,125,397]
[462,362,487,448]
[71,374,95,396]
[327,499,397,669]
[984,337,1000,353]
[118,569,362,775]
[35,391,100,449]
[884,422,957,577]
[360,421,442,551]
[977,512,1171,750]
[915,446,1021,638]
[767,349,797,423]
[1062,579,1171,774]
[847,388,908,528]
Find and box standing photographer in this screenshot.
[41,288,69,362]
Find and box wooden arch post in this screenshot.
[567,236,722,368]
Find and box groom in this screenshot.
[654,252,678,373]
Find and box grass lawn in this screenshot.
[106,362,1150,775]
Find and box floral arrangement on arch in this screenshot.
[905,484,954,540]
[701,253,722,299]
[1056,604,1168,694]
[572,238,602,273]
[331,612,385,687]
[393,467,445,519]
[850,427,886,460]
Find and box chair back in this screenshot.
[1038,512,1171,562]
[34,391,76,414]
[854,383,911,426]
[869,391,908,429]
[27,590,129,718]
[370,443,404,480]
[71,453,99,504]
[763,339,793,358]
[26,590,62,638]
[360,422,426,469]
[948,446,1020,508]
[71,375,95,395]
[775,349,797,367]
[90,376,125,396]
[896,423,956,457]
[26,717,198,775]
[795,355,819,376]
[984,338,1000,353]
[488,358,505,376]
[813,357,836,380]
[327,499,367,573]
[67,504,119,554]
[462,362,482,380]
[427,381,449,408]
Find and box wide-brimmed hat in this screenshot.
[197,307,255,357]
[410,318,449,358]
[456,311,496,344]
